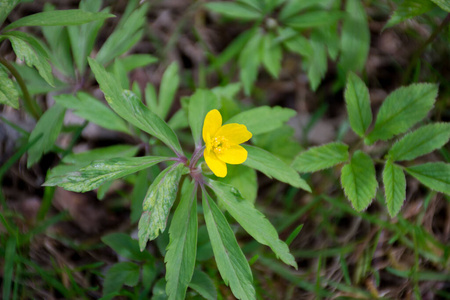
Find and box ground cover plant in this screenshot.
[0,0,449,299]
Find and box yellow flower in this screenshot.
[202,109,252,177]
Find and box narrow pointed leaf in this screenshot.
[202,191,255,300]
[205,2,262,20]
[344,72,372,137]
[366,83,438,144]
[0,68,19,109]
[88,58,183,155]
[405,163,450,195]
[383,160,406,217]
[188,269,217,300]
[188,89,219,145]
[430,0,450,12]
[284,11,344,29]
[388,123,450,161]
[0,0,21,26]
[385,0,435,29]
[165,180,198,300]
[340,151,378,211]
[44,156,169,192]
[139,163,185,250]
[226,106,296,136]
[243,145,311,192]
[209,180,297,269]
[293,142,349,173]
[158,62,179,120]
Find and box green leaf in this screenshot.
[366,83,438,144]
[307,34,327,91]
[383,160,406,217]
[102,233,152,261]
[385,0,435,29]
[188,89,219,145]
[8,34,54,86]
[4,9,114,30]
[202,191,255,300]
[293,142,349,173]
[261,33,282,78]
[88,58,183,155]
[0,68,19,109]
[27,104,65,167]
[0,0,21,26]
[279,0,327,21]
[388,123,450,161]
[281,27,313,58]
[243,145,311,192]
[44,156,170,192]
[338,0,370,73]
[340,151,378,211]
[139,163,185,250]
[165,180,198,300]
[158,62,180,120]
[103,262,140,295]
[210,180,298,269]
[284,11,344,29]
[239,30,263,95]
[54,92,130,134]
[430,0,450,12]
[344,72,372,137]
[188,269,218,300]
[205,2,262,20]
[220,165,257,203]
[2,237,16,300]
[117,54,158,72]
[62,144,139,165]
[405,163,450,195]
[226,106,296,136]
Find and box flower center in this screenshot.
[212,136,230,154]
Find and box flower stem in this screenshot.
[0,56,41,119]
[190,146,206,169]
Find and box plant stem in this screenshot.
[0,56,41,119]
[402,13,450,84]
[190,146,206,169]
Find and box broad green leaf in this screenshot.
[430,0,450,12]
[8,34,54,86]
[338,0,370,73]
[344,72,372,137]
[202,191,255,300]
[307,34,327,91]
[0,68,19,109]
[243,145,311,192]
[139,163,185,250]
[340,151,378,211]
[54,92,130,134]
[4,9,114,30]
[159,62,180,120]
[62,144,139,164]
[383,160,406,217]
[261,33,282,78]
[165,180,198,300]
[205,2,262,20]
[88,58,183,155]
[113,59,130,89]
[366,83,438,144]
[188,89,219,145]
[188,269,218,300]
[226,106,296,136]
[44,156,170,192]
[406,163,450,195]
[220,165,257,203]
[0,0,21,26]
[27,104,65,167]
[103,262,140,295]
[388,123,450,161]
[239,30,263,95]
[385,0,435,29]
[102,233,152,261]
[284,11,344,29]
[293,142,349,173]
[210,180,298,269]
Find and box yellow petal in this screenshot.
[215,123,252,145]
[216,144,248,164]
[204,148,227,177]
[202,109,222,144]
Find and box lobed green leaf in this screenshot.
[385,0,435,29]
[405,162,450,195]
[0,68,19,109]
[101,233,152,261]
[340,151,378,211]
[388,123,450,161]
[383,160,406,217]
[202,191,255,300]
[103,262,140,295]
[366,83,438,144]
[62,144,139,165]
[293,142,349,173]
[209,180,298,269]
[344,72,372,137]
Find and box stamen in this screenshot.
[212,136,229,154]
